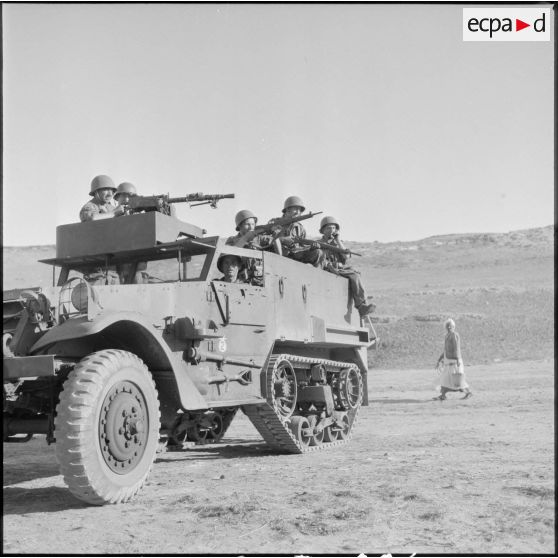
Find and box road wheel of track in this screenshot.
[206,413,224,441]
[54,350,160,505]
[186,423,208,443]
[337,414,351,441]
[323,424,339,443]
[290,416,311,447]
[307,415,324,446]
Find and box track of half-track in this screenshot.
[242,353,362,453]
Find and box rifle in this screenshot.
[124,193,235,215]
[231,211,322,247]
[299,238,362,257]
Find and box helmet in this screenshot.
[282,196,305,213]
[114,182,137,200]
[319,216,340,233]
[89,175,116,196]
[217,254,242,273]
[235,209,258,231]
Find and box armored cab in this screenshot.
[3,212,376,505]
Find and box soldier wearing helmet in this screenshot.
[79,175,126,222]
[78,175,124,285]
[226,210,269,286]
[114,182,137,211]
[320,216,375,317]
[216,254,245,283]
[113,182,149,284]
[269,196,324,267]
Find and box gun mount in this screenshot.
[4,211,375,505]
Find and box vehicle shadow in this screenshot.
[156,439,280,463]
[3,487,87,514]
[3,462,61,487]
[369,398,430,404]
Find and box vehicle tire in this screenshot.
[54,349,160,505]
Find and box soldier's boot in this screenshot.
[358,302,376,317]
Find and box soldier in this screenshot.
[320,216,375,317]
[114,182,137,210]
[79,175,126,222]
[226,210,262,249]
[226,210,268,285]
[216,254,245,283]
[271,196,324,267]
[78,175,122,285]
[114,182,148,284]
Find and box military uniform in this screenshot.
[225,234,265,286]
[274,220,324,267]
[117,262,148,284]
[79,198,119,284]
[79,198,118,222]
[321,235,371,314]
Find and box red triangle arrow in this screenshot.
[516,19,530,31]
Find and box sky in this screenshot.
[2,3,554,246]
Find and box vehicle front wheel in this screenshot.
[54,349,160,505]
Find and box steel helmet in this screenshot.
[89,175,116,196]
[282,196,306,213]
[114,182,137,200]
[217,253,242,273]
[235,209,258,231]
[320,216,340,233]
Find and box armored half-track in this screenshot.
[3,211,376,505]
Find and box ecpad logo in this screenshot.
[463,8,550,41]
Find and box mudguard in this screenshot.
[30,310,208,411]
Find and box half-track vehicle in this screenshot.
[3,210,376,505]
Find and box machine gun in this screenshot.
[123,193,235,216]
[298,238,362,257]
[231,211,322,247]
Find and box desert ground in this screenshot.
[3,225,554,554]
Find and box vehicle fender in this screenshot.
[30,311,208,411]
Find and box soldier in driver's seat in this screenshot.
[216,254,245,284]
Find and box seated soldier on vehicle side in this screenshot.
[226,210,273,286]
[270,196,324,268]
[319,216,375,318]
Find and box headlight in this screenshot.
[70,282,89,313]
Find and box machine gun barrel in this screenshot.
[167,193,235,206]
[124,193,235,215]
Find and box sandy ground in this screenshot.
[3,359,554,555]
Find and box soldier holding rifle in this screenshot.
[226,210,271,286]
[319,216,375,318]
[269,196,325,267]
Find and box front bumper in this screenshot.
[3,355,56,380]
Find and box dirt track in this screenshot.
[3,359,554,555]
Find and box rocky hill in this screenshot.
[3,225,553,369]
